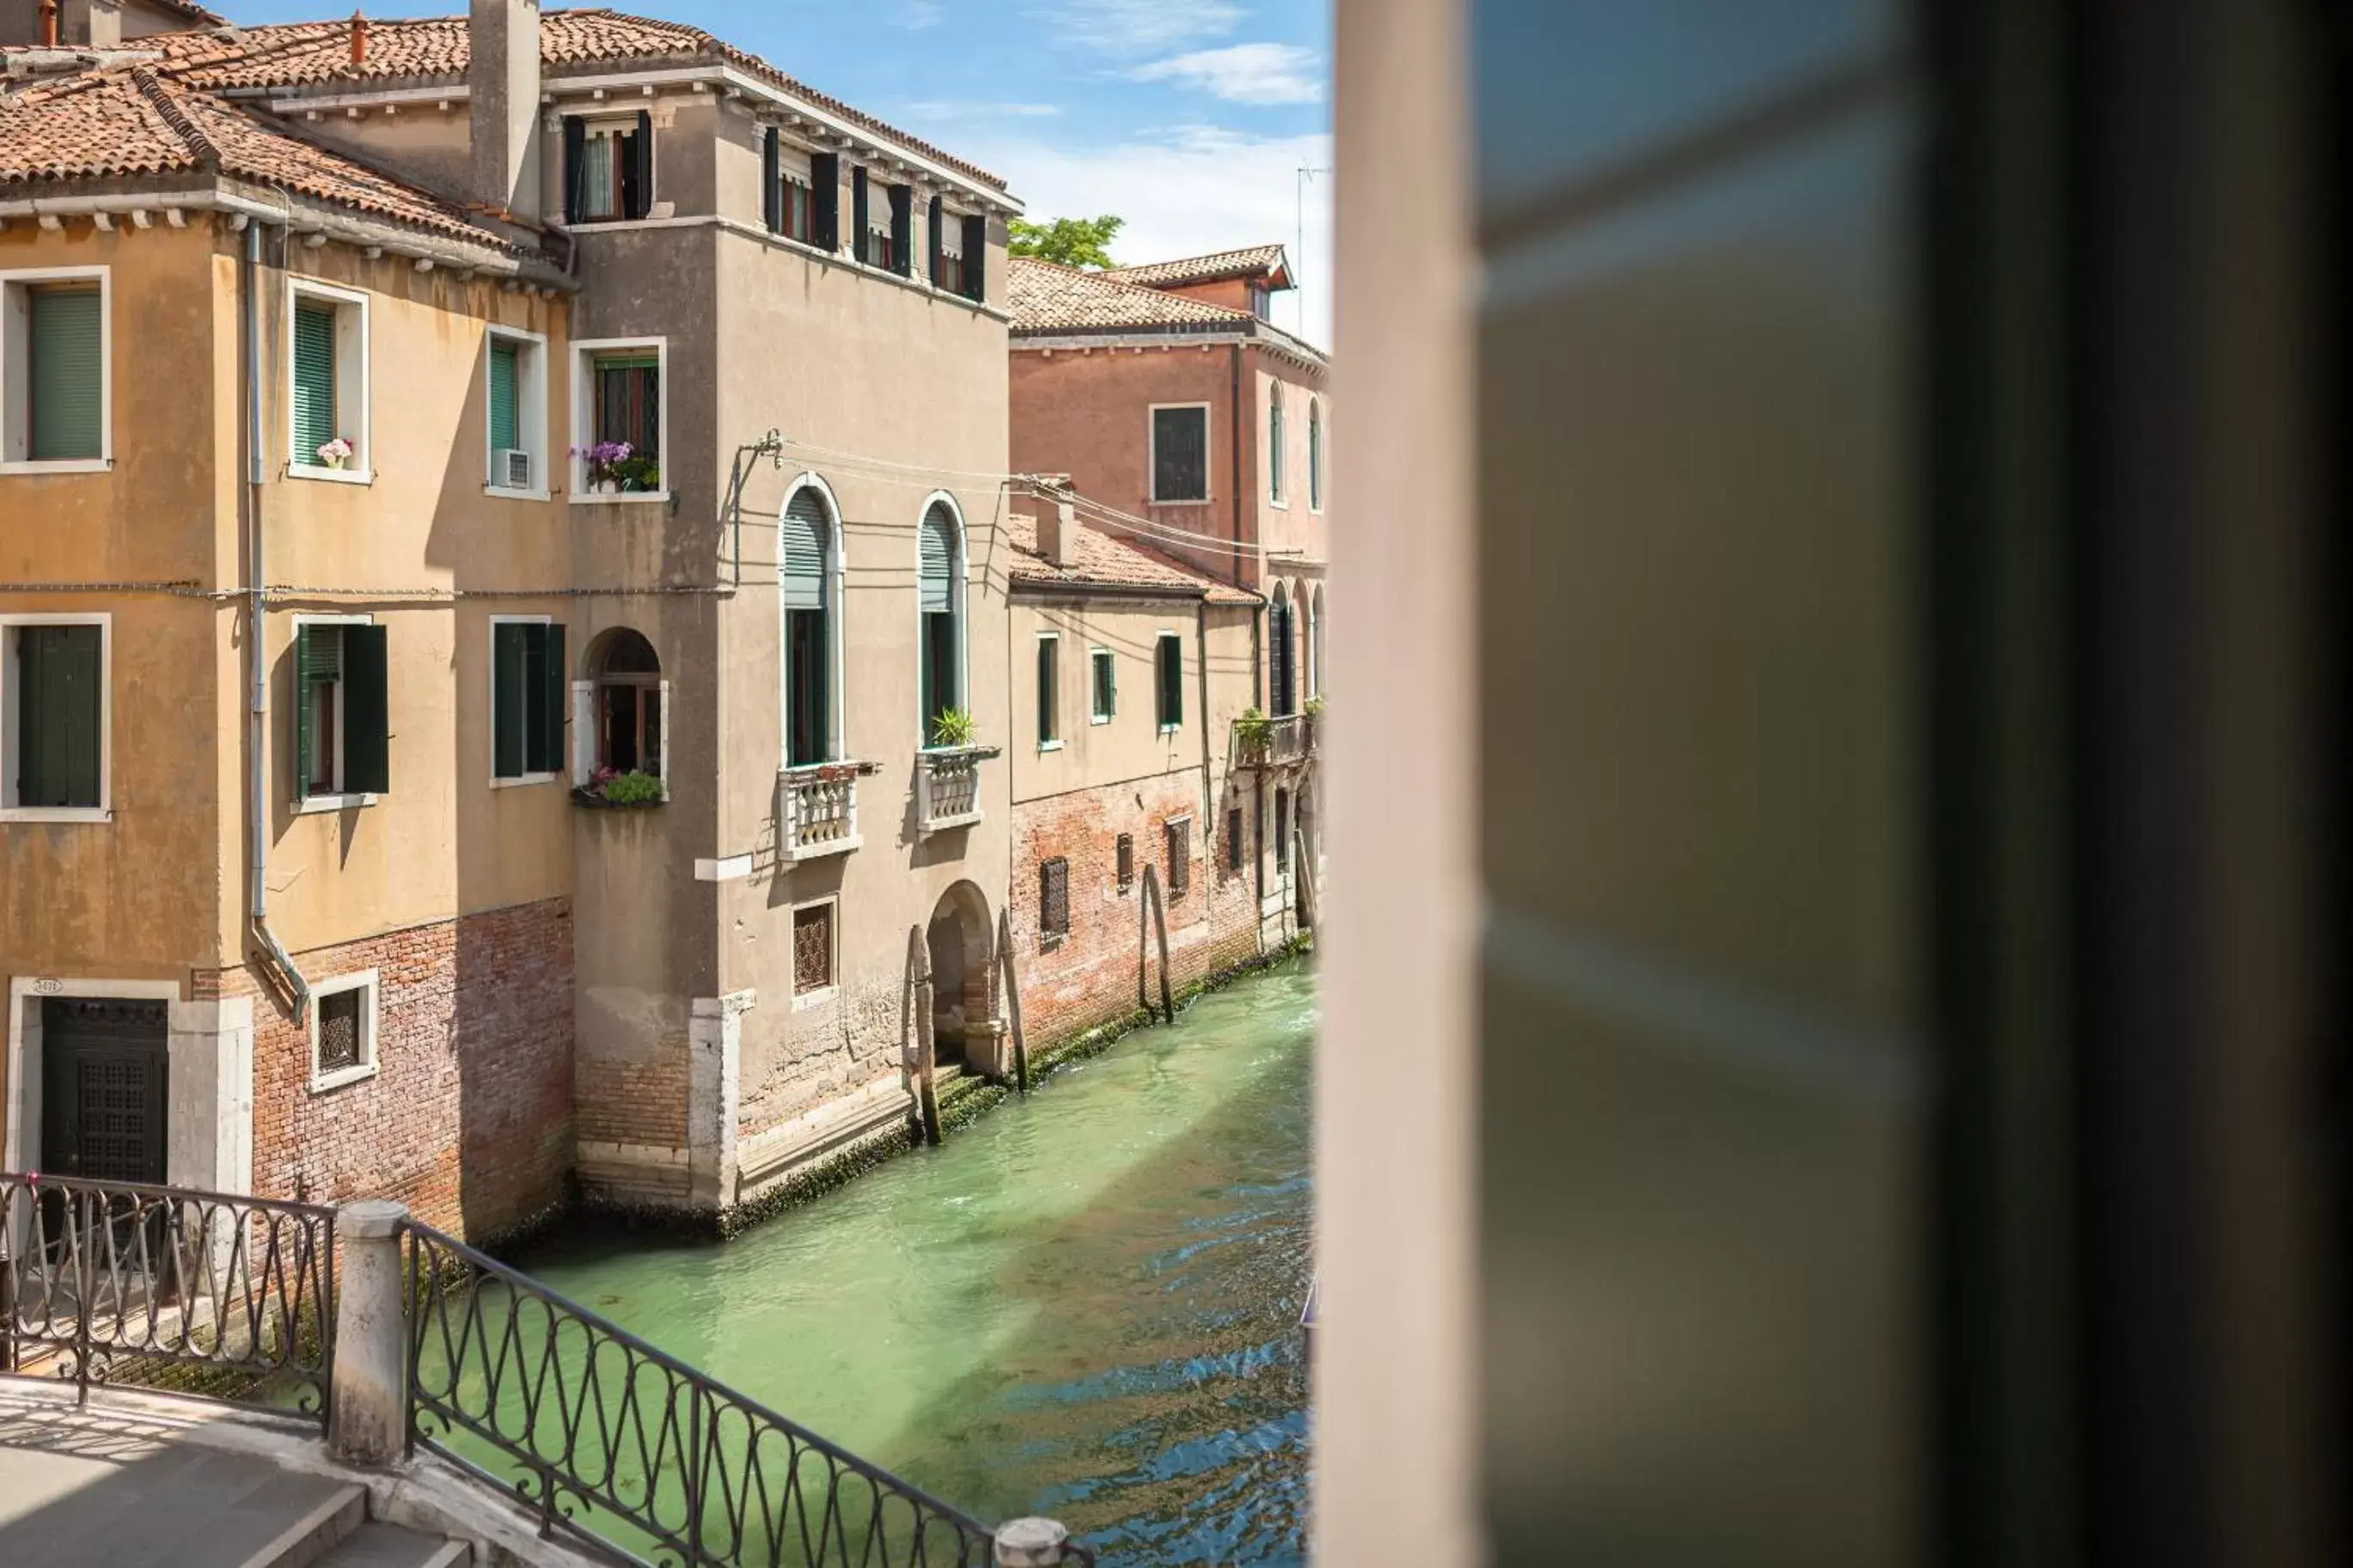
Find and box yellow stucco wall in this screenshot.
[1009,593,1211,809]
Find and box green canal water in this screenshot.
[508,957,1315,1567]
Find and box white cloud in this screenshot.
[900,101,1066,121]
[1036,0,1244,56]
[969,125,1336,347]
[1128,43,1324,106]
[895,0,944,28]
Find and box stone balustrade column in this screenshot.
[327,1199,409,1467]
[994,1517,1070,1568]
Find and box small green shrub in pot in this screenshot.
[602,770,664,804]
[928,707,977,749]
[1234,705,1273,754]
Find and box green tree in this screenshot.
[1008,214,1126,270]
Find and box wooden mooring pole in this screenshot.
[1138,863,1174,1022]
[906,924,942,1146]
[997,907,1030,1092]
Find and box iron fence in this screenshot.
[0,1171,336,1421]
[401,1219,1031,1568]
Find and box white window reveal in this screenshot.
[287,278,370,481]
[294,616,389,810]
[2,265,110,472]
[309,969,380,1092]
[485,327,548,496]
[1,612,110,822]
[572,339,666,499]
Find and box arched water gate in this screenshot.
[924,880,995,1071]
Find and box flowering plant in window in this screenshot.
[315,436,354,469]
[575,764,663,807]
[575,440,633,491]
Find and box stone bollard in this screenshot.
[993,1517,1070,1568]
[327,1199,410,1467]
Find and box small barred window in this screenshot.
[1165,818,1191,899]
[1041,857,1071,940]
[316,989,363,1075]
[1116,833,1134,893]
[793,903,834,993]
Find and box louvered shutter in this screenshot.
[342,624,389,795]
[762,127,781,232]
[562,115,586,223]
[531,623,566,774]
[889,184,913,277]
[296,623,343,794]
[918,503,955,613]
[493,621,527,778]
[927,195,944,285]
[852,168,870,263]
[28,287,101,461]
[16,624,101,808]
[1157,638,1183,727]
[1036,638,1057,744]
[623,110,653,218]
[811,153,840,249]
[962,214,987,301]
[781,489,829,610]
[291,303,338,465]
[488,340,518,454]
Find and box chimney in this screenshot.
[349,9,366,67]
[1036,497,1079,569]
[468,0,541,222]
[39,0,58,46]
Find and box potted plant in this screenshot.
[315,436,354,471]
[614,455,662,493]
[927,707,977,749]
[574,766,664,808]
[1234,705,1273,760]
[575,440,633,493]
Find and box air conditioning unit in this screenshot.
[496,448,532,490]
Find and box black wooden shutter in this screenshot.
[534,622,567,774]
[962,214,987,301]
[17,625,101,808]
[811,153,840,249]
[561,115,585,224]
[762,127,781,233]
[889,185,913,277]
[343,623,390,794]
[851,168,869,262]
[493,621,527,778]
[927,194,944,284]
[623,109,653,218]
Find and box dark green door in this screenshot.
[40,998,168,1185]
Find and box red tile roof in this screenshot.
[154,9,1007,190]
[0,65,527,253]
[1007,257,1254,333]
[1103,243,1290,290]
[1006,509,1257,604]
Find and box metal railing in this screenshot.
[1232,712,1316,769]
[916,747,993,834]
[0,1171,336,1422]
[402,1219,1045,1568]
[780,764,862,859]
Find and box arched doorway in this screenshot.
[924,880,993,1067]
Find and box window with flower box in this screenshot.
[573,339,664,497]
[287,279,369,480]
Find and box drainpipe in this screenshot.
[1228,343,1245,589]
[243,221,310,1022]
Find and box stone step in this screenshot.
[238,1481,369,1568]
[314,1522,471,1568]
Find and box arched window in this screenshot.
[780,479,840,767]
[588,627,663,777]
[1268,382,1286,503]
[918,497,965,744]
[1308,398,1323,511]
[1269,582,1297,717]
[1310,584,1327,699]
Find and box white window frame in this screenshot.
[1090,646,1115,725]
[0,611,111,823]
[1268,382,1287,509]
[285,277,372,484]
[1,265,112,474]
[1308,395,1325,514]
[778,472,848,767]
[571,336,670,504]
[307,968,381,1094]
[292,612,378,813]
[488,613,560,789]
[1036,631,1063,751]
[1155,630,1183,735]
[914,490,970,748]
[790,895,840,1011]
[1147,402,1213,505]
[483,325,550,500]
[571,115,645,224]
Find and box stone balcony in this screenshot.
[1233,711,1318,770]
[916,746,997,835]
[778,762,870,861]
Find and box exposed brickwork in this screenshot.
[205,897,574,1242]
[1011,772,1262,1045]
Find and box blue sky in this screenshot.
[229,0,1337,342]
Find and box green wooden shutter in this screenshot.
[294,624,323,794]
[488,340,518,454]
[762,127,782,232]
[1036,638,1056,743]
[16,625,101,808]
[532,622,566,775]
[342,624,389,794]
[291,303,338,464]
[918,503,954,612]
[28,287,102,461]
[493,621,527,778]
[1158,638,1183,727]
[962,214,987,301]
[781,489,829,610]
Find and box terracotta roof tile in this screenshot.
[1005,509,1256,603]
[1007,257,1254,333]
[0,66,527,253]
[155,9,1007,190]
[1103,243,1289,290]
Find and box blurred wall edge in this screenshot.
[1320,0,2343,1565]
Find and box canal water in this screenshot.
[510,956,1316,1567]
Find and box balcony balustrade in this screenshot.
[917,746,996,834]
[779,762,865,860]
[1234,711,1318,769]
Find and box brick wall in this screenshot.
[206,896,574,1242]
[1011,770,1263,1045]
